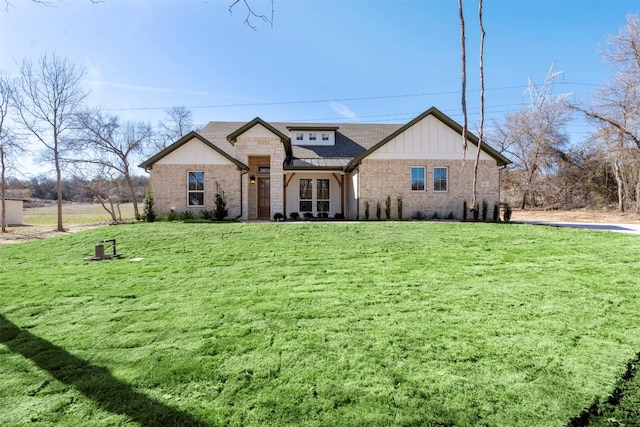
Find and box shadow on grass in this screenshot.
[568,351,640,426]
[0,314,209,427]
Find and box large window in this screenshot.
[299,179,312,212]
[434,167,448,192]
[317,179,330,213]
[188,171,204,206]
[411,167,425,191]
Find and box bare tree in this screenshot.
[74,109,152,218]
[155,106,195,152]
[0,72,23,232]
[229,0,274,30]
[493,102,571,209]
[577,14,640,212]
[13,53,86,232]
[471,0,486,212]
[458,0,468,159]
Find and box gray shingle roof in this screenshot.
[141,107,510,171]
[198,121,403,167]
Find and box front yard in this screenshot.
[1,221,639,426]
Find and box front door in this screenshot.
[257,177,270,219]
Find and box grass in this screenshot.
[22,202,137,226]
[1,221,640,426]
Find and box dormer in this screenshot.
[287,126,339,146]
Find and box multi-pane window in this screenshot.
[299,179,312,212]
[309,133,317,141]
[434,167,448,192]
[322,133,329,141]
[188,171,204,206]
[296,133,303,141]
[317,179,330,213]
[411,167,425,191]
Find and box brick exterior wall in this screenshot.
[150,164,242,218]
[234,132,286,220]
[356,159,500,220]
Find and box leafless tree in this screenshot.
[577,14,640,212]
[458,0,468,159]
[0,72,24,232]
[493,102,571,209]
[74,109,152,218]
[13,53,86,232]
[471,0,486,212]
[155,106,195,152]
[229,0,274,30]
[69,163,124,223]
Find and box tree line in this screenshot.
[0,54,196,232]
[491,14,640,214]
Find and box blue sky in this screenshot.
[1,0,639,173]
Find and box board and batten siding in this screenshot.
[366,114,494,161]
[357,114,500,220]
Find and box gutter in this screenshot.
[237,169,249,221]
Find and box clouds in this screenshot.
[329,101,358,121]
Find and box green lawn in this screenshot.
[1,222,639,426]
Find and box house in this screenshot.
[139,107,510,220]
[0,194,24,226]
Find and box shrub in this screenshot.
[214,184,228,220]
[364,199,370,220]
[375,201,381,220]
[411,211,428,220]
[493,204,500,222]
[334,213,345,220]
[318,212,329,219]
[482,200,488,222]
[463,200,468,221]
[385,196,392,220]
[503,204,512,222]
[167,210,178,221]
[473,205,480,222]
[432,211,440,220]
[303,212,314,219]
[289,212,300,220]
[200,208,216,221]
[447,211,455,220]
[143,184,156,223]
[179,210,195,220]
[273,212,284,221]
[397,197,403,220]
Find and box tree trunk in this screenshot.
[1,147,6,233]
[612,158,625,212]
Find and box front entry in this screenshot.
[257,177,270,219]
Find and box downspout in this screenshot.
[355,166,360,220]
[237,169,249,221]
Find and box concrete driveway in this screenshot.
[518,221,640,235]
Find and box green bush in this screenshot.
[289,212,300,220]
[364,199,370,220]
[482,200,488,222]
[493,204,500,222]
[376,201,382,220]
[397,197,403,220]
[463,200,468,221]
[143,184,156,223]
[385,196,392,220]
[273,212,284,221]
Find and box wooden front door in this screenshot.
[257,177,270,219]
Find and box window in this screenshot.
[317,179,330,213]
[296,133,303,141]
[322,133,329,141]
[299,179,312,212]
[258,166,270,173]
[434,167,448,192]
[309,133,316,141]
[411,167,425,191]
[188,171,204,206]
